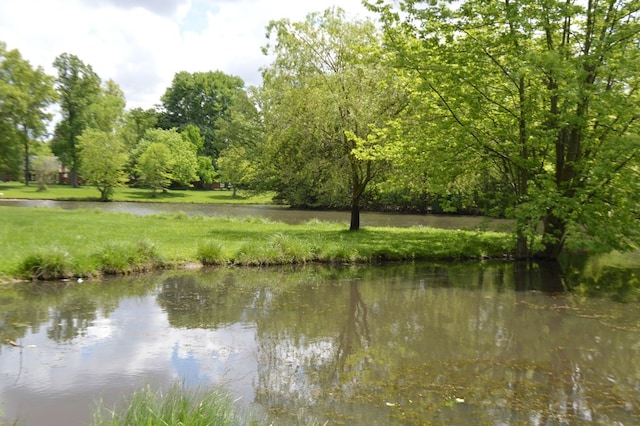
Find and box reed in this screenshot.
[92,383,247,426]
[0,206,514,282]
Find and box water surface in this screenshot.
[1,260,639,425]
[0,199,512,231]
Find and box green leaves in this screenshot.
[78,129,128,201]
[375,0,640,258]
[260,8,411,228]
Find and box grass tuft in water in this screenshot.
[92,383,247,426]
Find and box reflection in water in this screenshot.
[1,261,640,425]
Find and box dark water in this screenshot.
[2,258,640,425]
[0,199,513,231]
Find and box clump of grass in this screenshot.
[197,240,227,265]
[92,383,247,426]
[93,239,165,275]
[268,233,316,264]
[234,240,283,266]
[18,247,74,280]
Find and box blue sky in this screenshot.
[0,0,373,110]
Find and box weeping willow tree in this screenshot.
[259,7,411,230]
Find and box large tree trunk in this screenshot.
[349,199,360,231]
[514,230,529,259]
[538,211,567,259]
[70,166,79,188]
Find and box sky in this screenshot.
[0,0,374,110]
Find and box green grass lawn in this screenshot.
[0,181,275,204]
[0,206,514,282]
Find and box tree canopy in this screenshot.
[368,0,640,258]
[260,8,411,230]
[51,53,102,187]
[0,42,56,183]
[158,71,247,159]
[78,129,128,201]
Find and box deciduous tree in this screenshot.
[158,71,246,158]
[370,0,640,258]
[51,53,101,187]
[78,129,128,201]
[0,43,56,184]
[141,128,199,189]
[260,8,410,230]
[138,142,173,197]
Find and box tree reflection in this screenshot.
[2,261,640,424]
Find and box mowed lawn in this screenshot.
[0,206,514,282]
[0,181,274,204]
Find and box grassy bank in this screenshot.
[0,206,514,282]
[0,181,274,204]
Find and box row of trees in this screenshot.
[256,2,640,259]
[0,46,259,200]
[2,1,639,259]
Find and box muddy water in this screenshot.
[1,259,640,425]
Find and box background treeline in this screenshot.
[1,1,639,260]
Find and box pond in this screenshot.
[1,258,640,425]
[0,199,513,231]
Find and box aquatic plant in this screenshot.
[92,383,247,426]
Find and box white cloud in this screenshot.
[0,0,373,110]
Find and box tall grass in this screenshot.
[0,206,514,282]
[92,383,248,426]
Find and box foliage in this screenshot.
[78,129,129,201]
[216,145,256,197]
[260,8,411,230]
[86,79,126,133]
[196,155,217,186]
[32,155,60,191]
[369,0,640,258]
[137,142,174,197]
[120,107,160,182]
[140,128,199,189]
[182,124,219,186]
[0,42,56,183]
[51,53,102,187]
[213,88,264,153]
[158,71,247,158]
